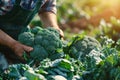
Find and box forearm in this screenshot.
[39,12,64,38]
[0,29,33,57]
[0,29,17,49]
[39,12,59,29]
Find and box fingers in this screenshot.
[16,51,24,57]
[23,45,33,53]
[61,37,64,41]
[59,30,64,39]
[49,26,64,39]
[56,28,64,39]
[11,42,33,62]
[16,44,33,57]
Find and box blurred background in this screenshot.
[30,0,120,41]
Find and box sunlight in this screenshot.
[99,0,120,7]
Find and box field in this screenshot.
[30,0,120,41]
[1,0,120,80]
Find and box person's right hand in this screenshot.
[11,41,33,59]
[0,29,33,60]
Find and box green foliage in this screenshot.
[47,75,67,80]
[30,19,43,28]
[37,58,74,80]
[89,17,120,42]
[1,40,120,80]
[115,39,120,51]
[89,53,120,80]
[0,77,2,80]
[80,41,120,80]
[110,67,120,80]
[59,59,73,71]
[0,64,30,80]
[57,0,80,23]
[4,17,120,80]
[24,69,46,80]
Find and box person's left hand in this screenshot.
[53,27,64,39]
[57,28,64,39]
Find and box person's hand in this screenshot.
[53,27,64,39]
[11,41,33,59]
[58,28,64,39]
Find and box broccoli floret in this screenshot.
[18,32,34,46]
[35,29,63,58]
[30,45,48,61]
[48,53,63,61]
[64,35,101,59]
[31,26,43,35]
[34,35,43,45]
[47,27,60,38]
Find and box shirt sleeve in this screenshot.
[39,0,57,14]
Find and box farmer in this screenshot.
[0,0,64,70]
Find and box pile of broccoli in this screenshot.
[2,31,120,80]
[18,26,63,61]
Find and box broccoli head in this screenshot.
[64,35,101,59]
[35,28,63,57]
[18,26,63,61]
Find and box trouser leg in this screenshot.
[0,52,8,70]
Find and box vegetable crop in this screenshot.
[64,35,102,61]
[1,25,120,80]
[18,26,63,62]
